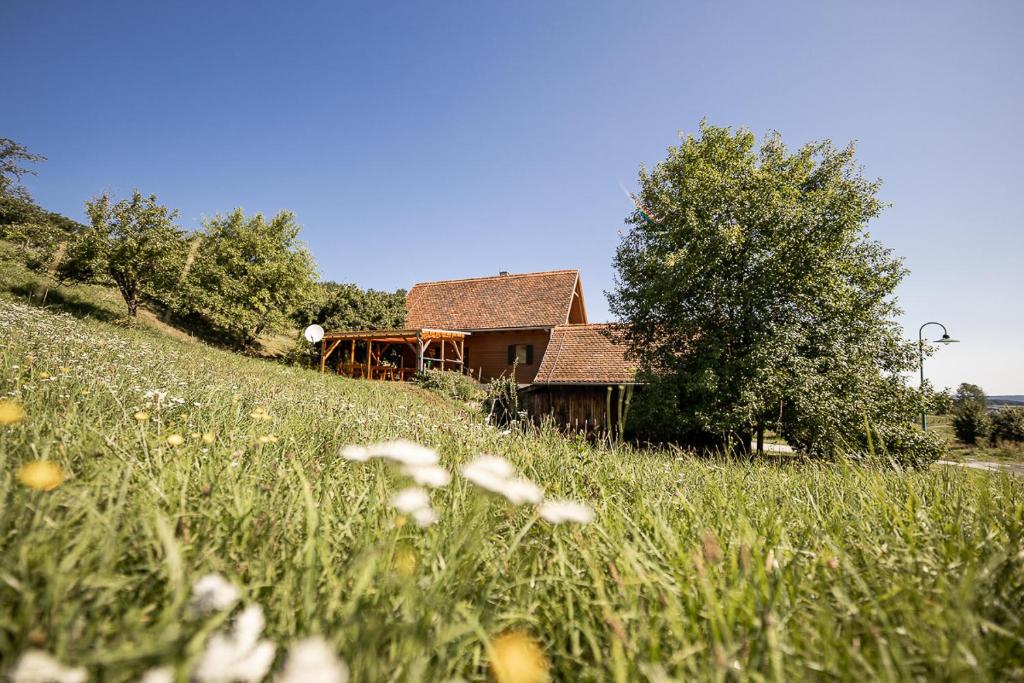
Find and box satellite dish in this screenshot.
[303,324,325,343]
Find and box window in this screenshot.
[507,344,534,365]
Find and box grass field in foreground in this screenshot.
[1,296,1023,681]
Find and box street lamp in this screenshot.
[918,321,959,431]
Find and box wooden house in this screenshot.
[319,269,638,433]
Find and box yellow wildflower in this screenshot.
[38,372,50,380]
[0,400,26,426]
[134,411,150,422]
[394,545,418,577]
[489,631,550,683]
[257,434,278,444]
[201,432,215,444]
[250,407,272,422]
[166,434,185,447]
[18,461,65,491]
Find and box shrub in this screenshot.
[411,369,484,403]
[483,372,522,427]
[953,408,990,445]
[990,407,1024,445]
[952,383,990,445]
[864,423,946,469]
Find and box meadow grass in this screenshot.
[1,296,1023,681]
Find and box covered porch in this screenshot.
[319,328,470,381]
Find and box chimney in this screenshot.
[499,271,509,276]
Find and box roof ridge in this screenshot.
[554,323,617,329]
[411,269,579,288]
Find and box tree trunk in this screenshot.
[756,424,765,456]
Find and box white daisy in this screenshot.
[499,478,544,505]
[463,454,515,480]
[391,487,431,513]
[338,445,371,462]
[538,500,595,524]
[411,506,438,528]
[193,605,276,683]
[277,637,349,683]
[139,666,174,683]
[389,487,438,527]
[461,455,543,505]
[400,463,451,488]
[191,573,240,614]
[8,650,86,683]
[366,439,439,466]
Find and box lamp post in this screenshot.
[918,321,959,431]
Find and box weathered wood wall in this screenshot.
[519,384,632,434]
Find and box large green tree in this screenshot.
[60,191,185,316]
[184,209,317,349]
[610,122,935,461]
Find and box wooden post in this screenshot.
[366,340,372,379]
[350,339,356,375]
[440,339,446,370]
[416,334,424,372]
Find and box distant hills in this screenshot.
[989,395,1024,407]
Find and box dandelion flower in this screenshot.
[488,631,549,683]
[38,372,51,380]
[338,445,371,462]
[257,435,278,445]
[0,399,26,425]
[538,500,594,525]
[366,439,439,466]
[191,573,240,613]
[166,434,185,447]
[276,637,349,683]
[250,407,272,422]
[393,545,418,578]
[140,666,174,683]
[400,463,451,488]
[8,649,86,683]
[134,411,150,422]
[17,461,64,491]
[193,604,276,683]
[202,432,216,444]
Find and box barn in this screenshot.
[318,269,638,433]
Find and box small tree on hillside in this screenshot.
[610,122,935,462]
[59,191,185,316]
[184,209,317,349]
[952,383,990,445]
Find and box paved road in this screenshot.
[936,460,1024,476]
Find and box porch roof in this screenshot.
[322,327,471,343]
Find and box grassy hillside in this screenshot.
[1,292,1024,680]
[0,241,299,357]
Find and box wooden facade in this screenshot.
[519,384,634,435]
[462,329,552,384]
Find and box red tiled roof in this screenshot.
[405,270,582,330]
[534,324,638,385]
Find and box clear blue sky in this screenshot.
[5,1,1022,393]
